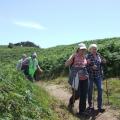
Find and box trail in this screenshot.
[36,81,119,120]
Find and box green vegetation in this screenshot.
[0,47,59,119]
[40,37,120,79]
[0,63,59,120]
[0,37,120,119]
[1,37,120,79]
[103,78,120,108]
[8,41,40,48]
[0,43,79,120]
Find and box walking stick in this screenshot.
[73,77,75,106]
[105,78,109,105]
[100,55,109,105]
[92,81,95,109]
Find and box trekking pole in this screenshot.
[73,77,75,107]
[105,78,109,105]
[102,60,109,105]
[92,81,95,109]
[100,55,109,105]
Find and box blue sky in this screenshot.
[0,0,120,48]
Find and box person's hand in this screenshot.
[37,66,43,73]
[87,59,91,64]
[102,58,106,64]
[72,53,76,58]
[92,65,97,70]
[79,75,88,80]
[40,69,43,73]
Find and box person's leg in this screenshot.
[34,70,37,80]
[68,80,80,111]
[88,78,94,108]
[69,85,80,105]
[27,74,34,82]
[94,77,103,110]
[79,79,88,113]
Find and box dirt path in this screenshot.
[36,81,120,120]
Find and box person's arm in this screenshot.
[101,57,107,64]
[86,54,91,73]
[86,54,97,70]
[37,65,43,73]
[36,59,43,73]
[65,54,75,67]
[98,53,107,65]
[86,54,92,65]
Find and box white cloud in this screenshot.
[13,21,47,30]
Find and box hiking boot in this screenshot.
[98,108,105,113]
[87,107,94,111]
[77,111,90,117]
[87,107,94,110]
[81,111,90,116]
[68,103,74,112]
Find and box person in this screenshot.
[25,52,38,81]
[86,44,106,113]
[16,54,27,71]
[20,52,43,81]
[65,43,89,116]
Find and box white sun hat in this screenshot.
[88,44,98,51]
[78,43,87,50]
[32,52,37,57]
[22,54,27,58]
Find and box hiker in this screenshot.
[16,54,27,71]
[27,52,42,82]
[65,43,89,116]
[86,44,106,113]
[21,55,29,77]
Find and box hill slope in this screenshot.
[1,37,120,79]
[0,37,120,119]
[0,63,59,120]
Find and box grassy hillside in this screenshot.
[0,42,79,119]
[0,37,120,119]
[41,37,120,79]
[1,37,120,79]
[0,63,60,120]
[0,47,63,119]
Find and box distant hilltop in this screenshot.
[8,41,40,48]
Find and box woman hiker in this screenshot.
[16,54,27,71]
[65,43,89,116]
[86,44,106,113]
[22,52,43,82]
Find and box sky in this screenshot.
[0,0,120,48]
